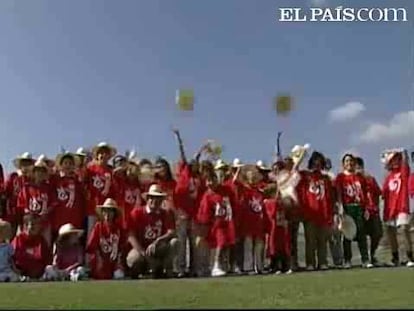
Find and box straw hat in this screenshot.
[0,220,12,242]
[55,152,79,168]
[37,154,55,167]
[13,152,35,169]
[96,198,122,217]
[33,159,48,171]
[214,159,228,170]
[338,214,357,240]
[57,223,83,241]
[232,158,244,168]
[75,147,88,157]
[256,160,271,171]
[92,142,117,158]
[144,184,167,198]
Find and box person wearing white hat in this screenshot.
[335,153,372,269]
[16,159,54,247]
[37,154,55,177]
[84,142,116,238]
[127,184,178,279]
[3,152,35,236]
[52,152,84,241]
[382,149,414,267]
[74,147,90,183]
[86,198,125,280]
[43,223,86,281]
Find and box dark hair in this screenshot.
[308,151,326,170]
[154,157,174,181]
[354,157,364,168]
[342,153,354,164]
[112,155,126,168]
[139,158,152,167]
[59,154,75,166]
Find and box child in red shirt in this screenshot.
[86,198,125,280]
[197,170,237,277]
[12,214,51,280]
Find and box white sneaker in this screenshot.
[211,267,227,277]
[274,270,282,275]
[362,262,374,269]
[306,266,315,271]
[406,261,414,268]
[285,269,293,275]
[320,265,329,271]
[344,262,352,269]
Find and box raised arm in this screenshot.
[172,128,187,164]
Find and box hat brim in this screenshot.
[13,158,35,169]
[214,164,228,170]
[232,164,245,168]
[96,205,122,218]
[144,191,167,198]
[92,145,117,158]
[257,165,271,171]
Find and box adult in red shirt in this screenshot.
[126,184,177,279]
[197,170,237,277]
[302,151,334,271]
[335,153,371,269]
[52,152,85,238]
[86,198,126,280]
[153,157,177,211]
[112,156,142,230]
[4,152,34,234]
[355,157,383,266]
[84,142,116,237]
[12,214,52,280]
[172,129,208,277]
[17,160,55,247]
[382,149,413,267]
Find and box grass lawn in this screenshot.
[0,268,413,309]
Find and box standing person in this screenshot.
[355,157,383,266]
[16,160,56,247]
[153,157,176,212]
[335,154,372,269]
[302,152,334,271]
[4,152,35,236]
[126,184,178,279]
[112,156,142,230]
[52,152,85,241]
[74,147,89,183]
[172,129,208,277]
[197,170,237,277]
[382,149,413,267]
[84,142,116,238]
[324,158,343,268]
[86,198,125,280]
[237,166,269,274]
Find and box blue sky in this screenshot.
[0,0,413,179]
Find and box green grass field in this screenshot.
[0,268,413,309]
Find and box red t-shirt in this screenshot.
[16,182,55,226]
[128,206,175,249]
[52,175,85,231]
[113,172,142,229]
[55,244,84,270]
[86,221,125,280]
[383,163,410,221]
[197,186,236,248]
[238,184,269,239]
[364,175,382,216]
[4,173,30,223]
[335,172,367,208]
[84,164,113,216]
[302,171,334,228]
[264,198,290,257]
[12,232,51,278]
[174,162,206,219]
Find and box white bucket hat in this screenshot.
[13,152,35,169]
[75,147,88,157]
[232,158,244,168]
[33,159,49,171]
[96,198,122,217]
[92,142,117,158]
[338,214,357,240]
[57,223,83,240]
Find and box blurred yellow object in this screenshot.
[275,94,293,116]
[176,89,194,111]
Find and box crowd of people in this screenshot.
[0,128,413,282]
